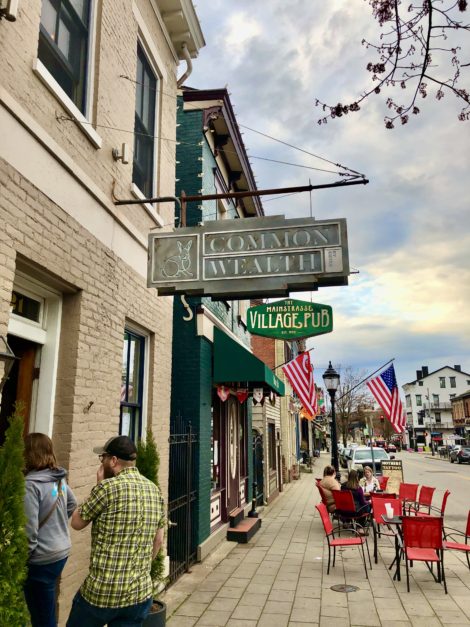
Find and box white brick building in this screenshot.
[402,365,470,448]
[0,0,203,621]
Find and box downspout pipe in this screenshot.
[177,43,192,88]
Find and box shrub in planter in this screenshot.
[0,407,29,626]
[136,428,167,626]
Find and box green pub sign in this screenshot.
[247,299,333,340]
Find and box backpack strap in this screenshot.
[39,479,63,529]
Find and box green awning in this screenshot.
[213,327,285,396]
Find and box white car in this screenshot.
[347,446,391,477]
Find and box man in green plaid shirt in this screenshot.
[67,436,165,627]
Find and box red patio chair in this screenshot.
[420,490,450,519]
[331,489,371,532]
[399,482,419,508]
[316,483,330,509]
[378,475,389,491]
[402,515,447,593]
[408,485,435,515]
[316,502,371,577]
[443,510,470,570]
[370,495,402,564]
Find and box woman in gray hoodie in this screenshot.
[24,433,77,627]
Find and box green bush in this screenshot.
[136,428,166,594]
[0,407,29,625]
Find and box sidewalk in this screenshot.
[161,455,470,626]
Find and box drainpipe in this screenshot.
[177,43,192,88]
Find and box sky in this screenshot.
[187,0,470,388]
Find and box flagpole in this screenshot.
[334,358,395,402]
[369,413,376,477]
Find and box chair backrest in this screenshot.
[332,489,356,512]
[371,496,402,524]
[316,502,333,535]
[440,490,450,516]
[402,515,443,549]
[316,483,329,507]
[399,482,419,502]
[466,510,470,539]
[378,475,389,490]
[372,492,397,499]
[417,485,435,507]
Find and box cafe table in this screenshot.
[381,514,403,581]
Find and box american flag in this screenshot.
[282,352,317,418]
[367,364,406,433]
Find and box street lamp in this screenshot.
[323,361,340,478]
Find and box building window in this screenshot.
[418,380,423,386]
[439,377,446,388]
[268,423,276,471]
[450,394,456,399]
[416,395,422,406]
[450,377,456,388]
[435,412,441,424]
[405,394,411,408]
[38,0,91,112]
[133,44,157,198]
[418,414,424,425]
[120,329,145,441]
[433,394,439,406]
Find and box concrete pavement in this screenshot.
[161,454,470,626]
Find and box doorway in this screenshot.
[0,335,39,443]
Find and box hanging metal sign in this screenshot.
[246,299,333,339]
[148,215,349,298]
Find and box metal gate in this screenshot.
[253,430,264,506]
[167,420,198,584]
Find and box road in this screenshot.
[397,449,470,525]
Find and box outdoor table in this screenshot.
[381,514,403,581]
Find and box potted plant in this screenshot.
[136,428,167,626]
[0,407,29,626]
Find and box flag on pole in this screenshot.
[366,364,405,433]
[282,352,317,418]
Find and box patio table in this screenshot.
[381,514,403,581]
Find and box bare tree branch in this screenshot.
[315,0,469,128]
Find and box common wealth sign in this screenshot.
[247,299,333,340]
[148,215,349,298]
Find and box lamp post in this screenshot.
[323,361,340,478]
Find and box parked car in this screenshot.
[450,446,470,464]
[340,447,353,468]
[385,443,397,453]
[347,446,392,477]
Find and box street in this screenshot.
[398,451,470,524]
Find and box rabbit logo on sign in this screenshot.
[162,240,193,278]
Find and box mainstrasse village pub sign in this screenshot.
[148,215,350,298]
[247,299,333,340]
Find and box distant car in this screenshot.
[385,443,397,453]
[340,447,353,468]
[450,446,470,464]
[348,446,392,477]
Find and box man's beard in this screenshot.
[103,464,116,479]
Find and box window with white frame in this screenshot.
[120,329,146,442]
[133,44,157,198]
[439,377,446,388]
[405,394,411,408]
[38,0,91,113]
[416,394,422,406]
[450,377,456,388]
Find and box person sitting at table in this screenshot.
[359,466,380,494]
[319,465,340,513]
[341,469,371,515]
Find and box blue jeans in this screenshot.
[66,591,152,627]
[24,557,68,627]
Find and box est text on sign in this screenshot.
[247,299,333,339]
[148,215,350,298]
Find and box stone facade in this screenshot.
[0,1,203,622]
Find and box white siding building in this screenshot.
[403,365,470,448]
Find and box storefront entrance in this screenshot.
[0,335,39,443]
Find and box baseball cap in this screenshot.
[93,435,137,461]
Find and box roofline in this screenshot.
[403,365,470,386]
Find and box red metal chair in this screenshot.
[420,490,450,519]
[378,475,389,491]
[370,495,402,564]
[402,515,447,593]
[399,483,419,508]
[316,482,330,509]
[443,510,470,570]
[316,502,371,577]
[408,485,435,515]
[331,489,371,532]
